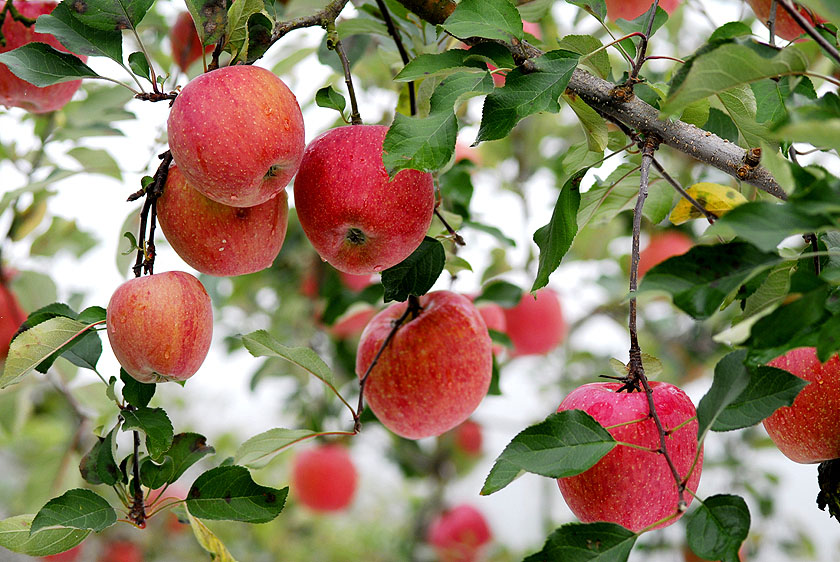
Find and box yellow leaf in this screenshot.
[186,509,239,562]
[669,182,748,225]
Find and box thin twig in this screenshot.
[327,26,362,125]
[628,0,660,82]
[376,0,417,116]
[130,151,172,277]
[776,0,840,66]
[434,208,465,246]
[270,0,350,43]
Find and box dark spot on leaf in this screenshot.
[190,436,208,452]
[224,492,232,504]
[264,492,276,504]
[189,487,201,499]
[114,17,130,30]
[71,0,87,14]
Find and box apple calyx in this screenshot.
[346,227,367,246]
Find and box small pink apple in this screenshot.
[557,381,702,532]
[453,419,483,456]
[106,271,213,383]
[356,291,492,439]
[427,504,492,562]
[157,165,289,277]
[291,444,357,512]
[763,347,840,463]
[97,540,142,562]
[169,12,212,72]
[294,125,435,275]
[605,0,680,20]
[747,0,825,41]
[42,544,83,561]
[502,288,566,356]
[0,276,26,360]
[638,231,693,278]
[167,65,304,207]
[339,271,375,292]
[328,304,378,340]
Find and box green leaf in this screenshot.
[481,410,615,496]
[557,34,610,79]
[565,93,608,152]
[394,49,484,81]
[475,280,522,307]
[127,51,150,81]
[1,317,92,389]
[35,3,123,62]
[139,456,176,489]
[711,201,836,253]
[523,521,637,562]
[78,306,107,324]
[186,465,287,523]
[30,217,97,258]
[696,351,751,440]
[0,42,100,87]
[315,85,347,116]
[234,428,317,469]
[120,368,156,408]
[476,50,578,143]
[718,84,773,148]
[381,237,446,302]
[185,0,228,46]
[31,489,117,534]
[61,331,103,372]
[166,433,215,482]
[712,366,808,431]
[640,242,781,320]
[663,41,809,115]
[79,425,121,486]
[242,330,338,389]
[186,509,240,562]
[122,407,174,461]
[531,169,584,292]
[441,0,523,42]
[226,0,264,59]
[66,0,154,31]
[686,495,750,562]
[744,286,829,358]
[0,514,88,557]
[336,17,390,39]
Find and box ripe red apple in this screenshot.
[502,288,566,357]
[291,443,357,512]
[157,165,288,276]
[328,304,378,340]
[762,347,840,463]
[474,300,507,355]
[426,504,492,562]
[453,419,482,456]
[747,0,825,41]
[356,291,492,439]
[167,65,304,207]
[0,1,86,113]
[605,0,680,20]
[637,230,693,278]
[339,271,375,292]
[106,271,212,383]
[98,540,142,562]
[0,277,26,360]
[293,125,435,275]
[42,544,83,561]
[169,12,211,72]
[556,382,702,532]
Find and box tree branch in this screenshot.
[270,0,351,43]
[776,0,840,67]
[395,0,788,200]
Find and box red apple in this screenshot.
[356,291,492,439]
[0,277,26,360]
[0,1,86,113]
[98,540,142,562]
[293,125,435,275]
[747,0,825,41]
[605,0,680,20]
[339,271,375,292]
[684,543,748,562]
[42,544,83,561]
[328,304,378,340]
[762,347,840,463]
[474,300,507,355]
[106,271,213,383]
[556,382,702,532]
[502,288,566,357]
[453,419,482,456]
[638,231,693,279]
[427,504,492,562]
[291,443,357,512]
[157,165,289,277]
[167,65,304,207]
[169,12,211,72]
[454,141,481,165]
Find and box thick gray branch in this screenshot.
[270,0,350,42]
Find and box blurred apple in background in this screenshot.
[746,0,825,41]
[427,504,492,562]
[157,165,289,277]
[98,540,142,562]
[0,274,26,360]
[605,0,680,20]
[356,291,492,439]
[638,230,693,278]
[763,347,840,463]
[169,11,212,72]
[473,300,507,355]
[502,288,566,356]
[42,544,83,561]
[291,443,357,512]
[0,1,87,113]
[453,419,483,456]
[328,303,378,340]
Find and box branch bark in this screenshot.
[396,0,788,200]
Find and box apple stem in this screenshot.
[376,0,417,116]
[434,208,466,246]
[129,151,173,278]
[804,233,822,274]
[127,424,148,528]
[353,297,421,433]
[769,0,779,46]
[776,0,840,68]
[327,25,363,125]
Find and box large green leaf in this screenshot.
[66,0,154,31]
[35,3,123,62]
[185,0,228,46]
[79,425,121,486]
[0,514,88,557]
[523,521,636,562]
[166,433,216,482]
[0,43,100,87]
[186,465,287,523]
[532,169,584,292]
[481,410,615,496]
[122,407,174,461]
[441,0,523,42]
[696,351,751,440]
[381,237,446,302]
[686,495,750,562]
[712,365,808,431]
[234,428,317,469]
[242,330,338,388]
[31,489,116,533]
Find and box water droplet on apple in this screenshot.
[164,351,171,360]
[230,195,238,202]
[373,264,384,272]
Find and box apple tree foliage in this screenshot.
[1,0,840,560]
